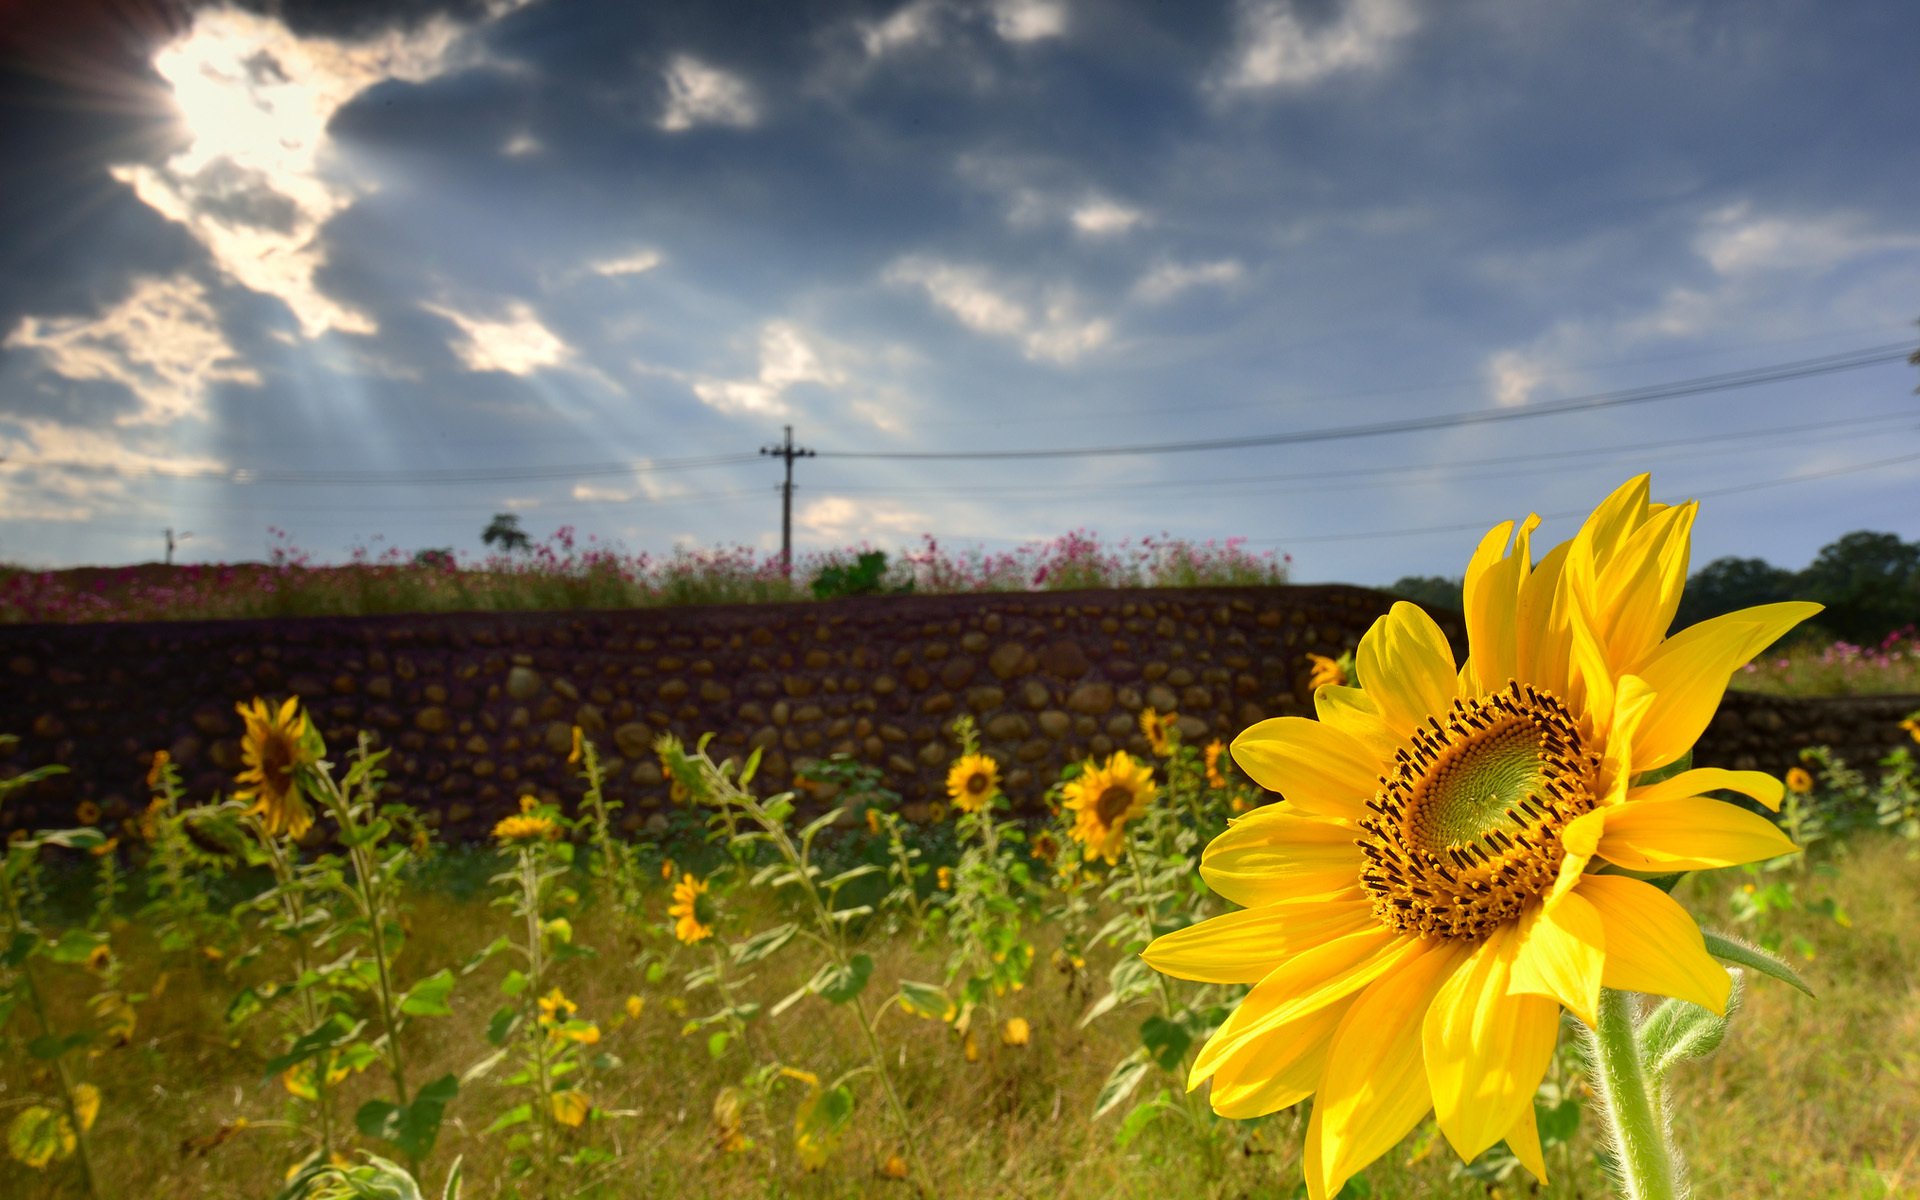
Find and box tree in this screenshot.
[1795,530,1920,645]
[1387,575,1463,614]
[481,513,531,554]
[1671,556,1798,632]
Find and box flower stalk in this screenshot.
[1586,987,1682,1200]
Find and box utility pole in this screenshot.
[163,527,191,565]
[759,424,814,578]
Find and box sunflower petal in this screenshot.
[1354,602,1458,738]
[1424,924,1562,1163]
[1231,718,1379,819]
[1629,601,1824,770]
[1200,805,1367,908]
[1143,896,1373,984]
[1596,795,1799,872]
[1310,940,1471,1200]
[1578,874,1731,1014]
[1509,889,1605,1028]
[1190,927,1414,1088]
[1629,767,1785,812]
[1462,515,1538,695]
[1313,684,1402,762]
[1514,539,1573,696]
[1205,996,1354,1118]
[1505,1100,1550,1185]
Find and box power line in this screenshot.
[1,451,763,485]
[814,343,1914,462]
[759,424,815,578]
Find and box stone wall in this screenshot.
[2,589,1911,842]
[0,586,1433,840]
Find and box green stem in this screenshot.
[1586,988,1681,1200]
[519,848,558,1185]
[262,830,334,1158]
[4,865,99,1198]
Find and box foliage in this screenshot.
[1675,531,1920,647]
[808,550,912,600]
[1734,625,1920,695]
[1386,574,1464,613]
[480,513,531,555]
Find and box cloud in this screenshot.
[107,6,497,339]
[1694,203,1920,276]
[4,274,259,427]
[692,320,845,417]
[1215,0,1419,92]
[883,257,1111,363]
[1485,349,1547,409]
[570,464,689,505]
[1070,197,1146,237]
[501,131,542,157]
[658,55,758,132]
[798,495,929,541]
[1132,259,1245,302]
[587,248,664,277]
[857,0,1066,57]
[423,300,570,375]
[989,0,1069,42]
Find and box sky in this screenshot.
[0,0,1916,587]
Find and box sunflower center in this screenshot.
[260,732,296,792]
[1358,680,1599,940]
[965,771,991,794]
[1094,785,1135,824]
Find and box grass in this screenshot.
[0,529,1289,624]
[5,829,1915,1200]
[1735,628,1920,697]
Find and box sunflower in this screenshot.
[146,749,170,789]
[670,873,714,944]
[74,800,101,825]
[493,808,560,844]
[1307,653,1348,691]
[946,753,1001,814]
[1903,715,1920,744]
[537,987,577,1026]
[1204,740,1228,789]
[1001,1016,1031,1047]
[1062,751,1157,864]
[1143,476,1816,1199]
[1140,708,1179,757]
[234,697,317,840]
[1785,766,1814,794]
[1031,830,1060,861]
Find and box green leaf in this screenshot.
[1115,1089,1174,1148]
[814,954,873,1004]
[1139,1015,1191,1072]
[462,1048,510,1085]
[731,923,799,965]
[1092,1050,1152,1120]
[706,1031,732,1060]
[481,1103,533,1136]
[36,827,107,852]
[400,969,456,1018]
[896,980,954,1022]
[45,928,105,965]
[499,969,529,998]
[265,1014,364,1077]
[1535,1096,1581,1147]
[485,1005,519,1047]
[1630,750,1693,790]
[356,1072,458,1162]
[27,1032,88,1061]
[1,931,37,968]
[1639,980,1742,1081]
[7,1104,74,1168]
[1701,929,1814,996]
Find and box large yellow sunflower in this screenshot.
[946,752,1002,814]
[1143,476,1816,1199]
[234,696,317,840]
[670,873,715,944]
[1062,751,1157,864]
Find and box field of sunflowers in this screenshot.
[4,477,1919,1200]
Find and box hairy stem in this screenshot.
[1586,988,1682,1200]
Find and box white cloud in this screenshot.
[1485,349,1546,409]
[4,274,260,426]
[1069,197,1146,237]
[423,300,570,375]
[570,466,689,505]
[692,321,846,417]
[1694,203,1920,276]
[110,7,501,338]
[1216,0,1418,92]
[991,0,1068,41]
[501,131,543,157]
[860,0,945,56]
[588,248,664,277]
[658,55,758,132]
[883,256,1111,363]
[1132,259,1245,302]
[798,495,929,540]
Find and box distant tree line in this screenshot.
[1390,528,1920,647]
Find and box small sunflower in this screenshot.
[1307,652,1348,691]
[1144,476,1816,1199]
[1062,751,1157,864]
[1140,708,1179,757]
[660,857,676,881]
[670,873,715,944]
[1204,739,1229,789]
[936,865,953,889]
[1900,715,1918,744]
[146,749,170,789]
[881,1154,909,1180]
[537,987,577,1026]
[493,809,560,844]
[1785,766,1814,794]
[1031,830,1060,861]
[946,753,1002,814]
[1001,1016,1031,1047]
[866,808,883,835]
[234,697,317,840]
[74,800,101,826]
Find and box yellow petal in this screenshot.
[1629,767,1785,812]
[1205,995,1355,1118]
[1309,941,1471,1200]
[71,1084,100,1134]
[1423,924,1562,1163]
[1190,927,1413,1088]
[1629,601,1823,770]
[1354,602,1458,738]
[1593,504,1696,671]
[1505,1099,1549,1185]
[1231,719,1379,820]
[1144,896,1373,984]
[1596,795,1799,872]
[1513,539,1573,696]
[1313,684,1402,762]
[1564,601,1616,738]
[1578,874,1731,1013]
[1509,889,1605,1028]
[1462,515,1538,695]
[550,1089,590,1127]
[1199,806,1366,908]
